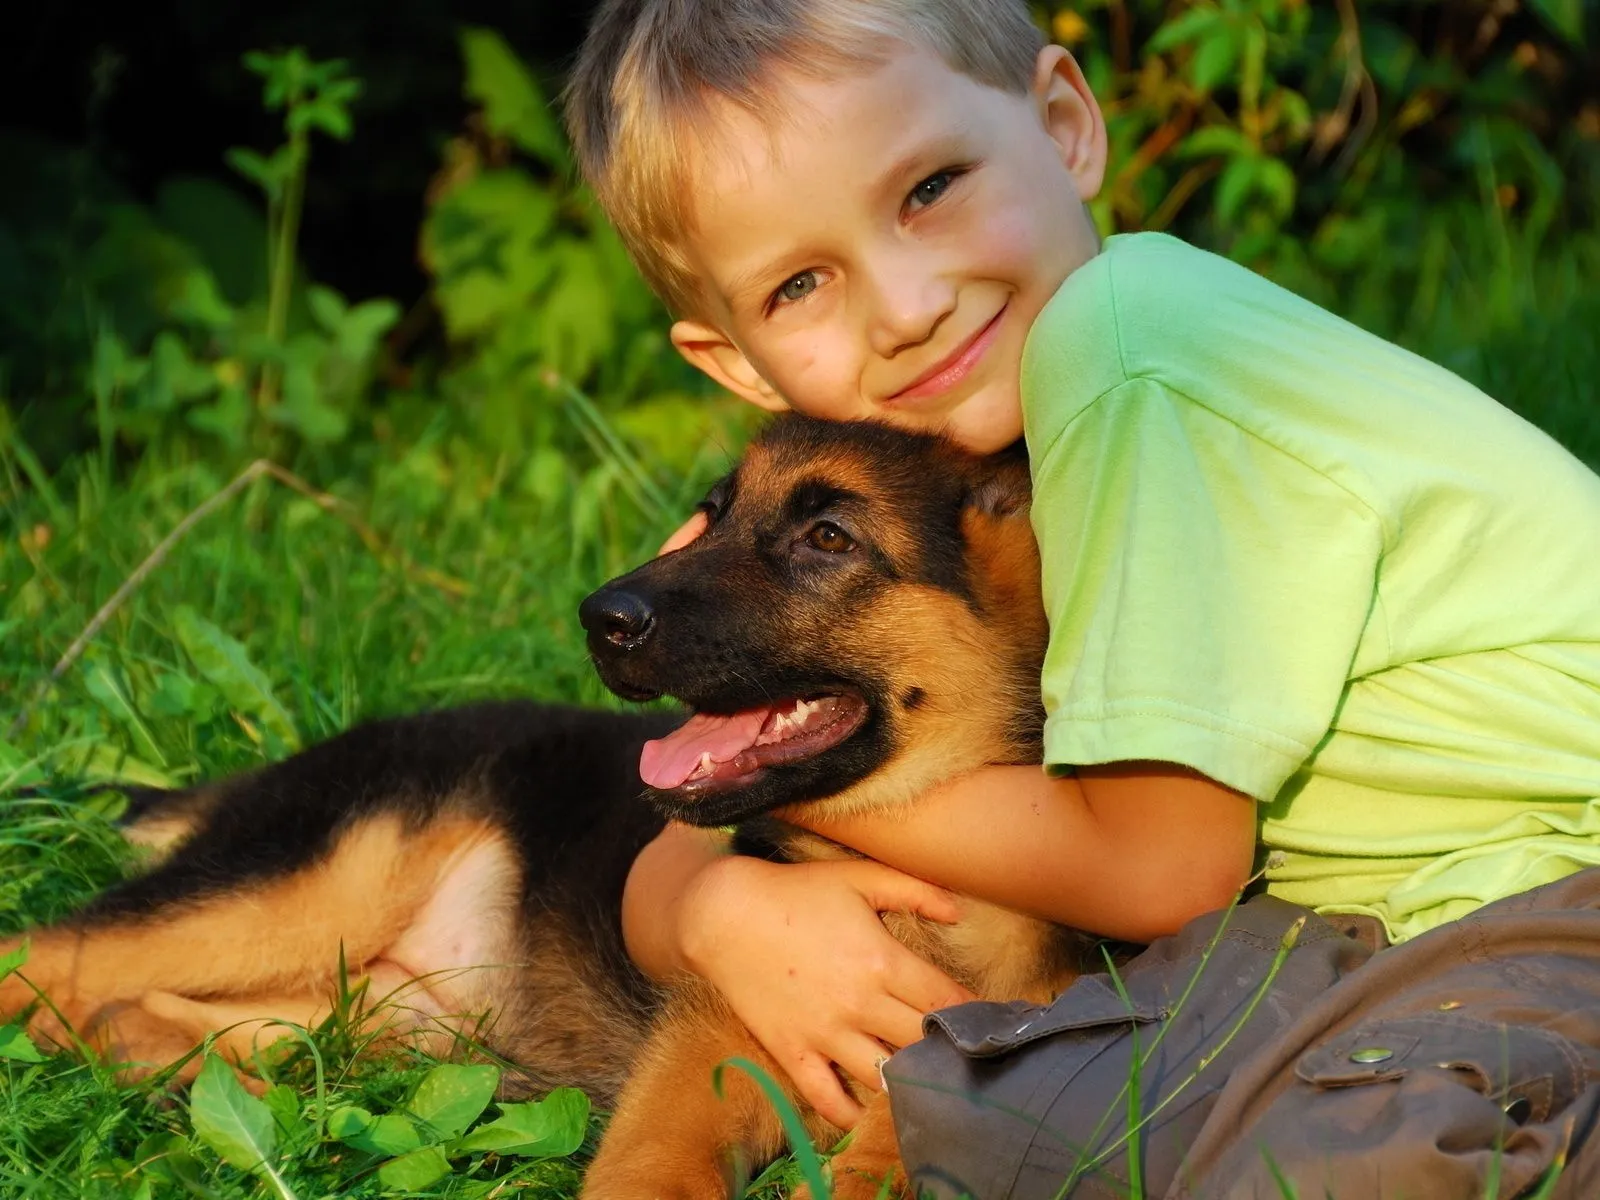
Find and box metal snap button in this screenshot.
[1349,1046,1394,1064]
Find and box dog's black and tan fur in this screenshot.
[0,418,1088,1199]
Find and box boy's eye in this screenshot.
[774,272,818,307]
[907,170,957,212]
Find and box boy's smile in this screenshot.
[670,40,1107,454]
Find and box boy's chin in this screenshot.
[933,389,1026,455]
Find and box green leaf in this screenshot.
[262,1084,306,1141]
[1147,6,1222,53]
[83,653,167,767]
[377,1144,452,1190]
[326,1106,371,1140]
[336,298,402,359]
[147,671,208,719]
[288,98,354,141]
[190,1055,277,1175]
[171,607,300,752]
[1189,24,1243,93]
[535,238,615,380]
[407,1064,500,1139]
[134,1133,217,1198]
[306,285,348,333]
[271,347,349,444]
[0,739,47,790]
[0,942,29,979]
[225,148,287,201]
[459,27,571,169]
[0,1023,45,1062]
[186,385,253,449]
[329,1106,424,1157]
[146,332,222,405]
[421,170,559,338]
[452,1087,589,1158]
[1215,154,1261,225]
[1175,125,1256,160]
[1527,0,1586,45]
[62,744,177,789]
[1252,156,1297,221]
[1361,19,1419,95]
[155,176,268,307]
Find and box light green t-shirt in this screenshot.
[1022,232,1600,943]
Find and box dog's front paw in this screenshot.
[796,1161,907,1200]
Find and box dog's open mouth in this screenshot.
[640,694,868,793]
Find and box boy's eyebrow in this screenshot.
[723,261,789,307]
[871,130,973,204]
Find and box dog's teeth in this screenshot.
[689,751,715,780]
[753,697,842,748]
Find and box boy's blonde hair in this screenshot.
[565,0,1044,318]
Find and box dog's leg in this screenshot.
[74,989,332,1090]
[582,983,835,1199]
[0,815,509,1041]
[47,957,473,1092]
[807,1093,907,1200]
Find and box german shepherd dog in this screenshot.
[0,417,1088,1198]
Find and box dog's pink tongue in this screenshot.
[640,709,773,789]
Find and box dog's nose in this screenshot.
[580,587,657,651]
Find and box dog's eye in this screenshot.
[805,522,856,553]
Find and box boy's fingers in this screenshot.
[834,1032,898,1095]
[890,956,979,1020]
[789,1052,863,1129]
[865,995,941,1053]
[656,510,709,556]
[846,860,964,925]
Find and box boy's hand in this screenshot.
[676,853,976,1129]
[657,510,709,555]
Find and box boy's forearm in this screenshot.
[792,764,1256,943]
[621,821,731,980]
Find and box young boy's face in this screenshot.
[670,40,1107,454]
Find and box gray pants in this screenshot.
[888,869,1600,1199]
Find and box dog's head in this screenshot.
[581,417,1046,827]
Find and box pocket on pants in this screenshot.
[924,973,1168,1057]
[1296,1013,1587,1127]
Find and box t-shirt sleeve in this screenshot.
[1027,376,1387,802]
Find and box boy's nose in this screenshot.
[866,261,958,359]
[580,587,657,653]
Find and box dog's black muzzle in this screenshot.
[580,581,663,702]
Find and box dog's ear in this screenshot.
[963,446,1032,518]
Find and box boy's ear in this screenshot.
[670,320,790,413]
[1033,46,1107,202]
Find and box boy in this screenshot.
[565,1,1600,1194]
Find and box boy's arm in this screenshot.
[789,762,1257,944]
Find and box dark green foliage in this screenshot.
[1048,0,1599,461]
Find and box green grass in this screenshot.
[0,399,769,1198]
[2,219,1597,1197]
